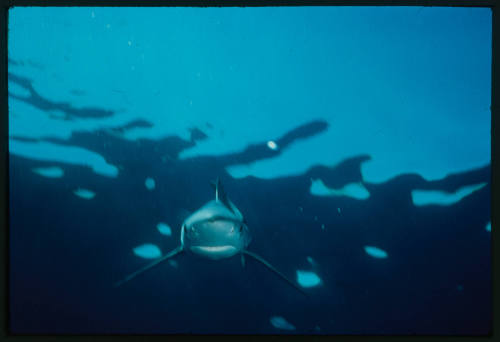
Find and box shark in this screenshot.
[114,178,307,297]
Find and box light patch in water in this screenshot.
[133,244,162,259]
[9,8,490,188]
[10,139,118,177]
[296,270,321,288]
[267,140,278,150]
[145,177,156,190]
[47,109,67,119]
[32,166,64,178]
[364,246,388,259]
[486,222,491,232]
[270,316,296,331]
[73,188,95,199]
[411,182,487,206]
[157,223,172,236]
[310,178,370,200]
[168,260,179,268]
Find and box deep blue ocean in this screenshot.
[8,7,491,334]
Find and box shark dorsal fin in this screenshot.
[210,178,235,214]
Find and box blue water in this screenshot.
[8,7,491,334]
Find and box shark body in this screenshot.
[114,178,306,297]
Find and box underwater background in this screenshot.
[8,7,491,334]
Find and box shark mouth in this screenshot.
[190,245,239,259]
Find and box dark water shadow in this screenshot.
[8,96,491,334]
[8,71,114,120]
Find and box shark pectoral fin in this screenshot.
[243,250,309,298]
[241,253,246,268]
[114,246,183,288]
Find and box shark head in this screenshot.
[180,180,251,259]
